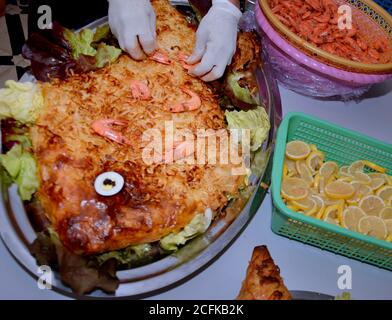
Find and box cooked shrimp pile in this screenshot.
[269,0,390,63]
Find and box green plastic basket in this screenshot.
[271,112,392,271]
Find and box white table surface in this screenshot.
[1,81,392,300]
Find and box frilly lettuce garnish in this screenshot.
[160,209,213,251]
[227,72,259,105]
[95,44,122,68]
[225,106,270,152]
[22,22,121,81]
[0,142,39,201]
[0,80,43,124]
[64,28,97,58]
[97,243,153,266]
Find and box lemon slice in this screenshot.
[326,174,336,185]
[324,217,340,225]
[342,206,366,232]
[292,197,318,216]
[312,195,325,219]
[306,151,324,174]
[281,177,309,201]
[348,160,365,175]
[379,207,392,220]
[320,195,343,206]
[291,197,315,211]
[347,182,372,205]
[337,200,345,226]
[308,187,319,195]
[338,165,351,178]
[362,160,387,173]
[319,161,338,179]
[311,194,324,206]
[325,181,355,200]
[319,176,326,194]
[313,173,320,189]
[376,185,392,205]
[351,172,371,185]
[387,175,392,186]
[369,178,385,191]
[283,163,288,178]
[336,176,353,183]
[368,172,387,182]
[309,144,319,152]
[358,216,387,240]
[322,204,341,225]
[359,195,386,216]
[285,140,311,160]
[296,160,314,186]
[305,200,319,216]
[285,158,297,176]
[385,219,392,237]
[287,204,300,211]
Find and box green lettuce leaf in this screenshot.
[0,143,39,200]
[0,80,43,124]
[6,134,32,149]
[251,147,270,178]
[227,72,258,105]
[225,106,270,152]
[160,210,212,252]
[64,28,97,59]
[335,292,352,300]
[1,170,13,195]
[93,24,111,43]
[95,44,122,68]
[17,153,39,200]
[97,243,152,266]
[0,143,22,178]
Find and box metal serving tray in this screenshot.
[0,1,282,298]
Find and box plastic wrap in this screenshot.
[263,36,372,100]
[239,9,257,32]
[254,2,392,101]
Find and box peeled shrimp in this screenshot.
[168,87,201,113]
[163,140,194,163]
[91,119,131,145]
[130,80,151,100]
[150,49,172,65]
[177,53,195,71]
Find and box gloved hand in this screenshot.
[108,0,156,60]
[188,0,242,82]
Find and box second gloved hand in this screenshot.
[188,0,242,82]
[108,0,156,60]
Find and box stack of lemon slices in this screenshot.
[281,140,392,242]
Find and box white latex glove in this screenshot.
[108,0,156,60]
[188,0,242,82]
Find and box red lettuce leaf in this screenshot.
[29,229,119,295]
[22,21,97,82]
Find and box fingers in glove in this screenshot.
[189,44,217,77]
[141,9,157,55]
[122,35,145,60]
[138,32,156,55]
[187,30,208,64]
[201,62,227,82]
[149,9,157,41]
[202,42,236,81]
